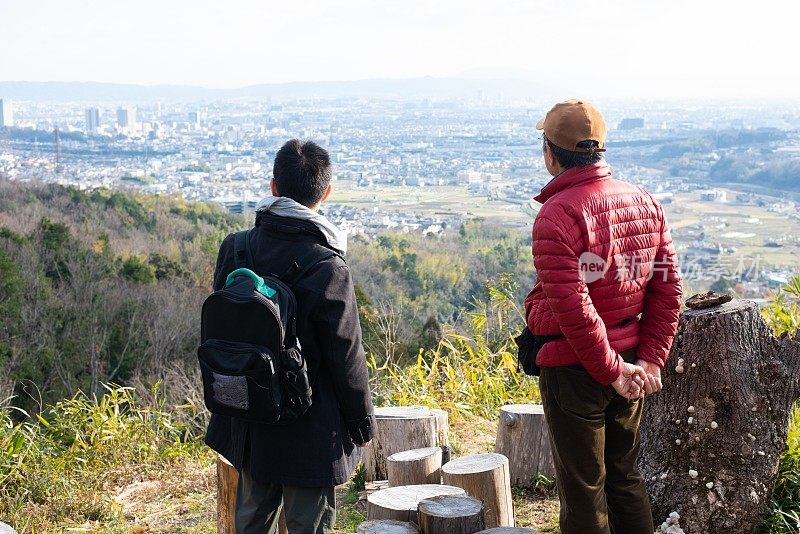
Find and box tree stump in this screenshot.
[430,408,452,464]
[367,484,466,522]
[494,404,556,486]
[387,447,443,486]
[365,406,450,481]
[217,455,287,534]
[417,494,485,534]
[474,529,541,534]
[356,519,420,533]
[442,453,514,528]
[640,299,800,533]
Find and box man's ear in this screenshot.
[320,183,332,203]
[270,179,279,196]
[544,143,559,171]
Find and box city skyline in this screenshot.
[1,0,799,99]
[0,100,12,127]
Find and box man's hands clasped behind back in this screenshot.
[611,357,664,400]
[635,358,663,396]
[612,361,647,400]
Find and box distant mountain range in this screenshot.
[0,77,563,102]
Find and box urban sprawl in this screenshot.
[0,96,799,298]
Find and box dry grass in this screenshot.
[0,387,559,533]
[109,461,217,533]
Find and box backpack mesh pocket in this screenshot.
[198,339,282,423]
[211,372,249,410]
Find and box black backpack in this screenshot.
[198,228,340,424]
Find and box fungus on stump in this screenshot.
[639,299,800,533]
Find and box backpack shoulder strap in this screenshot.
[281,245,342,286]
[233,229,253,269]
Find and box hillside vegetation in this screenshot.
[0,178,534,412]
[0,179,238,410]
[0,178,542,532]
[1,179,798,532]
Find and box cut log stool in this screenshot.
[367,484,465,522]
[475,529,541,534]
[365,406,450,481]
[429,408,452,464]
[217,455,287,534]
[417,494,485,534]
[494,404,556,486]
[356,519,420,533]
[217,455,238,534]
[442,453,514,528]
[387,446,443,486]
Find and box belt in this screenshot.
[538,317,638,371]
[565,348,637,371]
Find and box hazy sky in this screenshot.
[1,0,798,98]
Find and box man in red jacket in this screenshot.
[525,100,682,533]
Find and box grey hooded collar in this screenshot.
[254,196,348,255]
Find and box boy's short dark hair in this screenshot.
[272,139,332,207]
[544,136,604,170]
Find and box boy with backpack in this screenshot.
[201,139,374,533]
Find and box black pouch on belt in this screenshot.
[514,326,561,376]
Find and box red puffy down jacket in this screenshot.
[524,163,682,385]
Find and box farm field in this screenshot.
[329,180,800,272]
[665,189,800,268]
[328,179,531,225]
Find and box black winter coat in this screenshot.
[204,212,375,487]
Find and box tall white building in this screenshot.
[0,99,13,127]
[116,107,137,130]
[85,107,100,133]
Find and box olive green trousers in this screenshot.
[235,466,335,534]
[539,359,653,534]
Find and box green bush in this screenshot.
[119,255,156,284]
[761,406,800,532]
[148,253,191,281]
[761,276,800,532]
[763,275,800,339]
